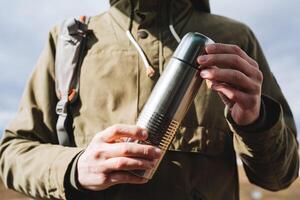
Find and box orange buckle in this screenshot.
[68,89,76,101]
[79,16,86,23]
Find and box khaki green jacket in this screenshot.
[0,0,298,199]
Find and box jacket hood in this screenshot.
[108,0,211,76]
[109,0,211,13]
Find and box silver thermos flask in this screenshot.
[131,32,214,179]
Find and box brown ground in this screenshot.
[239,166,300,200]
[1,166,299,200]
[0,182,25,200]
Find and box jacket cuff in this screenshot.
[69,151,85,191]
[49,147,83,199]
[225,95,283,157]
[64,151,106,199]
[226,95,279,133]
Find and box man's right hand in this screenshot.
[77,124,162,191]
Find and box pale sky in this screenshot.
[0,0,299,135]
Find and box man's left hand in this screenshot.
[197,43,263,126]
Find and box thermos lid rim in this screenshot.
[172,32,215,66]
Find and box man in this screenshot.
[0,0,298,199]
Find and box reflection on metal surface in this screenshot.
[130,32,214,179]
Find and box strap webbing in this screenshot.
[56,95,70,146]
[55,16,90,146]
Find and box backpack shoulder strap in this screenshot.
[55,16,90,146]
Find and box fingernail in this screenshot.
[141,130,148,138]
[200,70,210,78]
[206,44,216,51]
[154,148,162,157]
[198,55,208,63]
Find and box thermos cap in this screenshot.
[172,32,214,67]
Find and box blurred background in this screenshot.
[0,0,299,199]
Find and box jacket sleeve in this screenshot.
[227,28,299,191]
[0,27,83,199]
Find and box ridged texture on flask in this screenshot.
[137,111,180,150]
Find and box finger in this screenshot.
[107,171,148,186]
[201,66,217,89]
[204,43,259,68]
[100,125,148,143]
[206,78,235,107]
[199,68,260,93]
[103,157,155,172]
[205,78,235,107]
[104,142,162,159]
[218,91,235,108]
[197,54,256,78]
[211,82,258,110]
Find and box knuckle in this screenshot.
[110,124,121,135]
[121,143,130,156]
[252,82,261,93]
[232,55,241,66]
[136,160,144,167]
[93,149,102,159]
[256,70,264,82]
[252,60,259,68]
[94,146,107,159]
[231,70,242,83]
[232,45,242,55]
[115,158,127,169]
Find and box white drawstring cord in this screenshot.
[169,0,181,44]
[169,24,181,43]
[125,0,181,78]
[126,30,155,77]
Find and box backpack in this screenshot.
[55,16,90,146]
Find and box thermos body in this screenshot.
[132,32,214,179]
